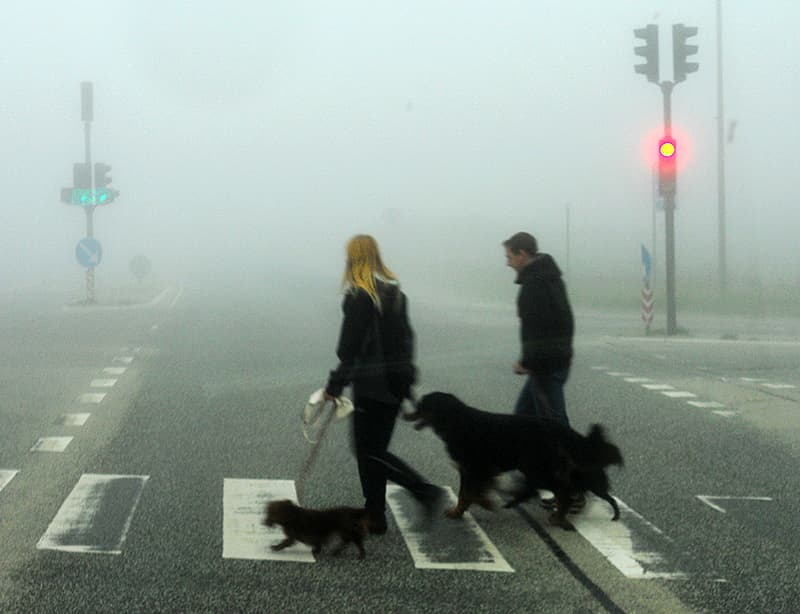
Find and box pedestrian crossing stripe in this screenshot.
[222,478,314,563]
[37,473,149,554]
[387,485,514,572]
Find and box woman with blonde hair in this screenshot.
[325,234,441,534]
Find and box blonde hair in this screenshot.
[343,234,398,310]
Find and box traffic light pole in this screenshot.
[661,81,678,336]
[82,83,96,303]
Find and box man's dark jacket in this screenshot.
[515,253,574,373]
[326,280,416,403]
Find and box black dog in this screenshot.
[263,499,369,558]
[403,392,623,530]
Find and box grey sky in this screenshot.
[2,1,798,292]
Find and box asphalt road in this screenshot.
[1,280,799,613]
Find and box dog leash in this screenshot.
[295,399,338,503]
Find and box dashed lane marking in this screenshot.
[0,469,19,493]
[762,383,797,390]
[78,392,106,404]
[222,479,314,563]
[696,495,773,514]
[687,401,726,408]
[37,473,149,554]
[30,437,73,452]
[641,384,674,390]
[90,378,117,388]
[387,485,513,572]
[103,367,126,375]
[56,413,91,426]
[660,391,697,399]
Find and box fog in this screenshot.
[2,1,799,304]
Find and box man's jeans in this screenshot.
[513,368,570,425]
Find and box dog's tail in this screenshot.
[586,424,624,468]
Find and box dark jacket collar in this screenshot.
[515,253,562,284]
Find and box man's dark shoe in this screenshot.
[367,511,387,535]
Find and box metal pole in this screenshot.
[716,0,727,292]
[82,88,95,303]
[661,81,677,335]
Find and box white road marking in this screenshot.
[103,367,126,375]
[642,384,675,390]
[687,401,726,408]
[696,495,773,514]
[740,377,767,382]
[606,372,633,377]
[59,413,91,426]
[387,485,513,572]
[0,469,19,493]
[169,283,184,309]
[572,497,688,580]
[712,410,738,417]
[90,378,117,388]
[222,479,314,562]
[762,383,796,389]
[30,437,73,452]
[661,391,697,398]
[624,377,653,383]
[37,474,149,554]
[113,356,134,364]
[78,392,106,404]
[591,366,610,370]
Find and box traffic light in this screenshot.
[73,163,91,189]
[95,162,112,188]
[658,136,677,196]
[673,24,698,83]
[634,24,659,84]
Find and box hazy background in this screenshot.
[2,1,798,308]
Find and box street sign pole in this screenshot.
[661,81,677,336]
[81,82,95,303]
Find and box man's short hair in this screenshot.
[503,232,538,256]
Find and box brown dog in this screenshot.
[263,499,369,558]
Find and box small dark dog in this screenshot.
[403,392,623,531]
[263,499,369,558]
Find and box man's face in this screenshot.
[505,248,530,273]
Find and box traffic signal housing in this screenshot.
[673,24,698,83]
[73,163,91,189]
[634,24,659,84]
[658,136,677,197]
[95,162,112,188]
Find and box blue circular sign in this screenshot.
[75,237,102,268]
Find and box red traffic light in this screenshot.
[659,137,676,158]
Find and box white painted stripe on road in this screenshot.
[762,383,797,390]
[59,413,91,426]
[572,497,688,580]
[606,372,633,377]
[30,437,73,452]
[90,378,117,388]
[624,377,653,383]
[78,392,106,404]
[740,377,767,382]
[591,366,610,370]
[686,401,726,408]
[222,479,314,562]
[37,474,149,554]
[387,485,513,572]
[712,410,738,417]
[103,367,126,375]
[660,391,697,399]
[0,469,19,493]
[642,384,675,390]
[696,495,773,514]
[113,356,134,365]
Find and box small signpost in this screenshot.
[641,244,654,333]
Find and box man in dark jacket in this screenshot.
[503,232,574,425]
